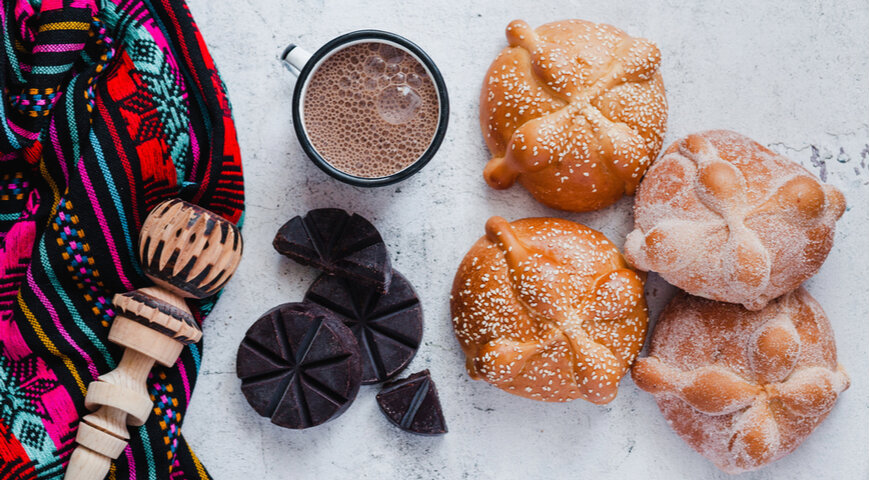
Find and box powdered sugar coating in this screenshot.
[625,130,846,310]
[450,216,648,403]
[479,19,668,212]
[631,289,849,474]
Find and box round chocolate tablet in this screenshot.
[273,208,392,293]
[305,270,423,384]
[236,303,362,429]
[376,370,447,436]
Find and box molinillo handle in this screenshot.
[281,44,313,76]
[64,199,243,480]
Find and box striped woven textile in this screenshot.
[0,0,244,479]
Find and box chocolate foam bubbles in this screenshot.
[302,42,440,179]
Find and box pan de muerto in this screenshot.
[632,288,849,473]
[451,216,648,403]
[625,130,845,310]
[480,19,668,211]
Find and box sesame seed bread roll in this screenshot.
[625,130,845,311]
[480,19,668,212]
[632,289,849,474]
[450,216,648,403]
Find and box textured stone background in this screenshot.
[182,1,868,478]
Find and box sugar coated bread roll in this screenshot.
[632,288,849,474]
[450,216,648,403]
[625,130,845,310]
[480,19,668,212]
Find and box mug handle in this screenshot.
[281,44,312,76]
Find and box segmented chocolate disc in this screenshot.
[305,270,423,384]
[236,303,362,429]
[273,208,391,292]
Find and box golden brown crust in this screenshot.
[450,216,648,403]
[625,130,845,310]
[479,19,668,212]
[631,289,849,473]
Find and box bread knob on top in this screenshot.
[624,130,845,311]
[450,216,648,403]
[632,289,849,473]
[480,19,668,212]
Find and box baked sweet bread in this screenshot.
[450,216,648,403]
[625,130,845,310]
[632,288,849,474]
[480,19,668,212]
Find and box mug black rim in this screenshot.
[290,30,450,188]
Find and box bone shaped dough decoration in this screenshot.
[450,216,648,403]
[631,288,849,474]
[480,19,668,212]
[624,130,845,311]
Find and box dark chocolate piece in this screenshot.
[376,370,447,436]
[236,303,361,429]
[273,208,391,292]
[305,270,423,384]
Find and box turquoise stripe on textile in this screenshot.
[31,63,74,75]
[0,10,24,147]
[66,76,81,162]
[1,119,22,150]
[189,343,201,370]
[2,18,24,83]
[89,130,143,276]
[139,427,157,480]
[38,240,115,367]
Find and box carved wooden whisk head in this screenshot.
[140,198,243,299]
[65,199,243,480]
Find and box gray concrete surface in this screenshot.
[181,1,869,478]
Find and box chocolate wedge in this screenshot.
[273,208,391,292]
[376,370,447,436]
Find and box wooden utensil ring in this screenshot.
[64,199,243,480]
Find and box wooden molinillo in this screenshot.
[64,199,243,480]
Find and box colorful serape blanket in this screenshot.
[0,0,244,478]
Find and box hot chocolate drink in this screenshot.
[302,42,440,178]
